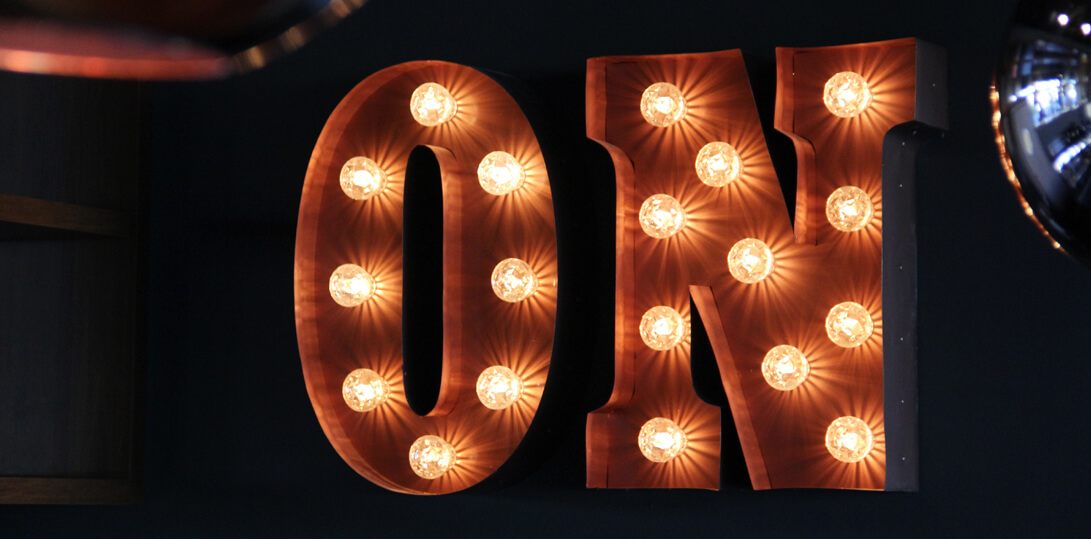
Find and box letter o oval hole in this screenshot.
[294,61,559,494]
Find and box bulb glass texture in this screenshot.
[491,258,538,302]
[342,368,391,412]
[329,264,376,306]
[408,435,457,479]
[824,72,873,118]
[727,238,774,283]
[761,345,810,391]
[639,306,687,351]
[640,82,686,127]
[826,186,874,232]
[825,301,874,348]
[638,417,688,462]
[338,156,388,201]
[639,194,686,238]
[695,141,743,187]
[476,366,525,410]
[477,151,526,195]
[410,82,457,126]
[825,416,874,463]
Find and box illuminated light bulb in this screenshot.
[727,238,775,283]
[826,186,874,232]
[639,306,688,351]
[825,416,874,463]
[1058,13,1070,26]
[695,141,743,187]
[640,82,687,127]
[638,417,688,463]
[639,194,686,238]
[341,368,391,412]
[410,82,457,126]
[491,258,539,302]
[825,301,874,348]
[338,156,388,201]
[408,435,457,479]
[476,366,525,410]
[761,345,810,391]
[823,72,873,118]
[477,151,526,195]
[328,264,376,306]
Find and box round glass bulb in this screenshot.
[640,82,687,127]
[491,258,539,302]
[695,141,743,187]
[477,151,526,195]
[826,186,874,232]
[727,238,775,283]
[408,435,457,479]
[338,156,388,201]
[825,416,874,463]
[638,417,688,463]
[329,264,376,307]
[342,368,391,412]
[639,306,687,351]
[761,345,810,391]
[476,366,525,410]
[639,194,686,239]
[825,302,874,348]
[824,72,873,118]
[410,82,457,126]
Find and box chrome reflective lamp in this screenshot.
[0,0,367,79]
[995,0,1091,267]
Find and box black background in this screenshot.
[6,0,1091,535]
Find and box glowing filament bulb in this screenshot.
[476,366,525,410]
[338,156,388,201]
[825,302,874,348]
[727,238,775,283]
[761,345,810,391]
[638,417,688,462]
[695,141,743,187]
[825,416,874,463]
[477,151,526,195]
[640,82,686,127]
[824,72,872,118]
[639,194,686,238]
[408,435,457,479]
[342,368,390,412]
[410,82,457,126]
[328,264,376,306]
[491,258,539,302]
[826,186,874,231]
[639,306,687,351]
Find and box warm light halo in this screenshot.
[826,186,875,231]
[342,368,391,412]
[638,194,686,238]
[476,366,525,410]
[408,435,457,479]
[727,238,775,283]
[695,141,743,187]
[410,82,457,126]
[639,306,688,351]
[640,82,687,127]
[328,264,376,306]
[339,156,388,201]
[825,301,874,348]
[761,345,810,391]
[638,417,688,462]
[477,151,526,195]
[823,71,873,118]
[490,258,539,302]
[825,416,874,463]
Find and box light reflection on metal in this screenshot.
[995,0,1091,265]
